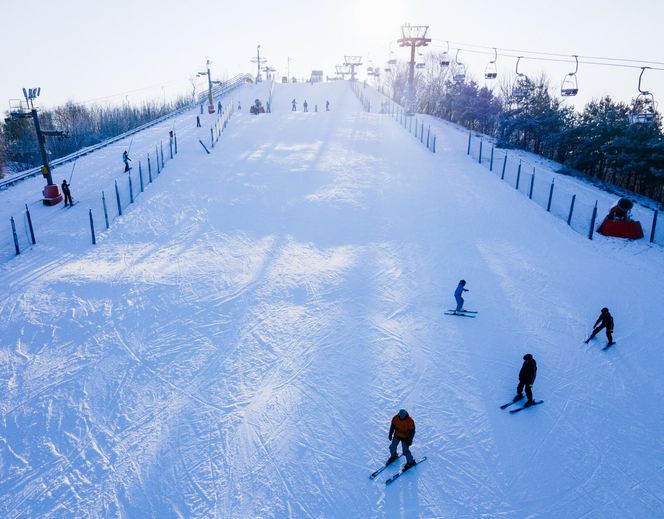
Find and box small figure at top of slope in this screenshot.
[122,150,131,172]
[303,100,308,112]
[292,99,297,111]
[387,409,416,470]
[314,104,318,112]
[515,353,537,407]
[238,101,241,110]
[217,100,222,114]
[454,279,469,313]
[61,179,73,207]
[326,100,330,111]
[585,307,615,347]
[196,115,201,128]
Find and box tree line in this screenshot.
[381,54,664,204]
[0,96,190,176]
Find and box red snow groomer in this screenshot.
[597,198,644,239]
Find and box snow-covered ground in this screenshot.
[1,80,663,518]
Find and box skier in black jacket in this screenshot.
[585,307,615,346]
[515,354,537,406]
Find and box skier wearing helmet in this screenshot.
[387,409,416,469]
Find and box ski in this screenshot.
[500,396,524,410]
[62,201,80,209]
[602,342,617,351]
[509,400,544,414]
[447,309,478,314]
[369,455,402,480]
[385,457,427,485]
[444,312,475,318]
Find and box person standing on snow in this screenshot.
[387,409,416,469]
[217,100,222,114]
[454,279,469,313]
[326,100,330,111]
[61,179,73,206]
[196,115,201,128]
[585,307,615,346]
[122,150,131,172]
[292,99,297,111]
[514,354,537,406]
[303,100,308,112]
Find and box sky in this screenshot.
[1,0,663,112]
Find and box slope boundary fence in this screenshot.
[466,132,663,246]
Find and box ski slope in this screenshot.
[1,80,663,518]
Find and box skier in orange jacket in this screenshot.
[387,409,416,469]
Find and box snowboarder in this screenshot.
[303,100,308,112]
[454,279,469,313]
[122,150,131,172]
[326,100,330,111]
[292,99,297,111]
[387,409,416,469]
[196,115,201,128]
[61,179,73,206]
[514,354,537,406]
[585,307,615,346]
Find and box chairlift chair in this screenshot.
[629,67,657,124]
[453,49,466,83]
[440,41,450,68]
[511,56,530,101]
[561,55,579,97]
[416,51,425,69]
[484,48,497,80]
[388,50,397,66]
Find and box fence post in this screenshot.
[515,161,522,190]
[10,216,19,255]
[102,191,109,229]
[174,132,178,154]
[128,172,134,204]
[89,209,96,245]
[478,139,483,164]
[426,127,430,149]
[148,155,153,183]
[650,209,658,243]
[139,161,144,192]
[501,154,507,179]
[547,179,555,212]
[467,132,472,155]
[169,135,173,159]
[115,180,122,216]
[211,128,215,148]
[567,194,576,225]
[432,135,436,153]
[489,145,494,171]
[529,171,535,199]
[420,122,424,143]
[25,204,35,244]
[589,201,598,240]
[156,148,161,174]
[160,142,165,168]
[409,117,413,133]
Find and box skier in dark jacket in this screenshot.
[303,100,308,112]
[326,100,330,111]
[454,279,469,312]
[585,308,615,346]
[292,99,297,111]
[61,179,73,206]
[122,150,131,172]
[387,409,416,469]
[196,115,201,128]
[515,354,537,406]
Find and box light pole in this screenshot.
[251,45,267,83]
[9,88,67,205]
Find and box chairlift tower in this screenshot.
[9,88,68,205]
[251,45,268,83]
[343,56,363,81]
[197,60,222,113]
[336,65,351,80]
[397,24,431,115]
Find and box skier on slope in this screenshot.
[303,100,308,112]
[514,354,537,407]
[292,99,297,111]
[387,409,416,469]
[585,307,615,346]
[326,100,330,111]
[122,150,131,172]
[454,279,469,313]
[61,179,73,206]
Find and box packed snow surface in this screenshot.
[1,81,663,518]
